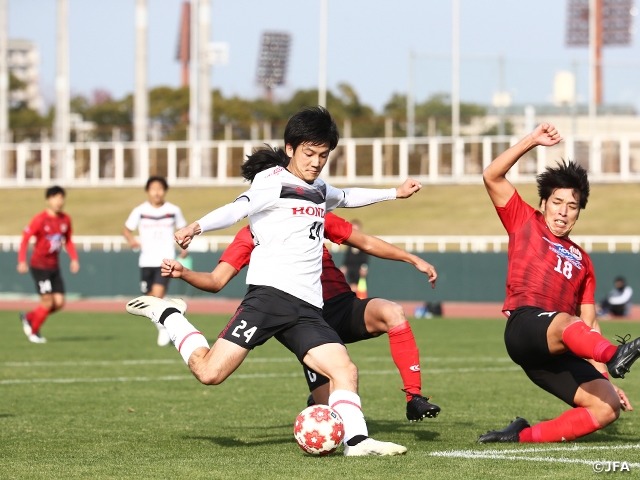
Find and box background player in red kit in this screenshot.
[17,186,80,343]
[478,123,639,444]
[162,211,441,422]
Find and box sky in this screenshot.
[7,0,640,113]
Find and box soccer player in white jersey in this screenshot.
[127,107,421,456]
[123,176,187,346]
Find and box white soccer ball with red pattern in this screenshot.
[293,405,344,455]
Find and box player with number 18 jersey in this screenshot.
[497,190,595,316]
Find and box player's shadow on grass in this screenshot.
[574,421,633,443]
[0,414,15,419]
[185,435,292,448]
[366,419,440,442]
[50,335,116,342]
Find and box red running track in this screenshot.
[2,297,639,320]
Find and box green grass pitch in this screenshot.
[1,310,639,479]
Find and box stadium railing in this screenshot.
[3,235,640,253]
[1,134,640,187]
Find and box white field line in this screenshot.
[1,356,512,368]
[430,444,640,468]
[0,366,520,385]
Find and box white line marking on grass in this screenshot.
[0,366,521,385]
[430,444,640,468]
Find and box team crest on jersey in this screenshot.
[60,224,68,233]
[295,186,305,195]
[569,245,582,260]
[542,237,582,270]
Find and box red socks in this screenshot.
[519,407,602,442]
[561,321,618,363]
[27,306,50,334]
[388,322,421,401]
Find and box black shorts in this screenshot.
[30,268,65,295]
[219,285,343,362]
[140,267,169,294]
[302,292,375,392]
[504,306,606,406]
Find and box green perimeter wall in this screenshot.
[1,250,639,305]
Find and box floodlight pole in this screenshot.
[0,0,7,156]
[198,0,211,174]
[55,0,70,179]
[451,0,460,139]
[589,0,598,135]
[189,0,199,145]
[407,50,415,151]
[134,0,148,176]
[318,0,328,108]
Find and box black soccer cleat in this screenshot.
[477,417,530,443]
[403,389,441,421]
[306,394,316,407]
[606,334,640,379]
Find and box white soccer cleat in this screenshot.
[20,312,32,336]
[28,333,46,344]
[126,296,187,324]
[156,325,172,347]
[343,437,407,456]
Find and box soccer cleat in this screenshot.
[306,394,316,407]
[403,389,441,421]
[28,333,46,344]
[343,437,407,456]
[126,296,187,324]
[606,334,640,379]
[19,312,32,337]
[477,417,529,443]
[157,325,172,346]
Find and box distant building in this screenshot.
[8,39,42,112]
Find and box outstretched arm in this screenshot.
[344,229,437,288]
[161,259,239,293]
[327,178,422,211]
[483,123,562,207]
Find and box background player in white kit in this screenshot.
[127,107,421,456]
[123,176,187,346]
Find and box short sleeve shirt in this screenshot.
[496,191,596,315]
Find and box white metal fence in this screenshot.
[2,134,640,187]
[3,235,640,253]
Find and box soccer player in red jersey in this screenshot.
[17,186,80,343]
[161,211,440,422]
[478,123,640,443]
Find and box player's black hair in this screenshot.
[45,185,65,198]
[615,276,626,284]
[283,106,339,152]
[241,145,290,182]
[536,159,590,210]
[146,176,168,191]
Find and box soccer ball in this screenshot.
[293,405,344,455]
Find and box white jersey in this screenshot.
[125,201,187,268]
[195,166,396,308]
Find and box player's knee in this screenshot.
[382,302,406,330]
[192,368,224,386]
[590,394,620,427]
[594,404,619,428]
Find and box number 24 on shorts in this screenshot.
[232,320,257,343]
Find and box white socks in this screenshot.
[163,312,209,364]
[329,389,368,443]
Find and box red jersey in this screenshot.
[220,212,353,301]
[18,211,78,270]
[496,191,595,315]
